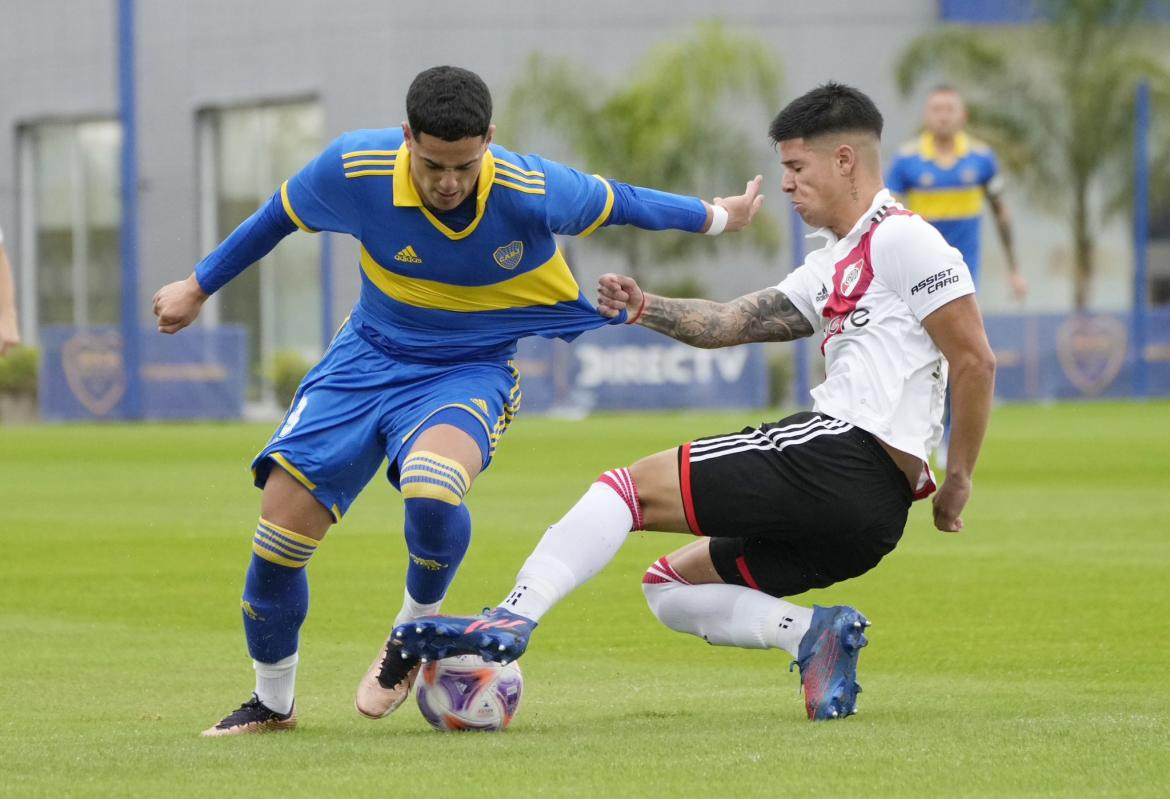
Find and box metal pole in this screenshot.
[117,0,142,418]
[1133,79,1150,398]
[789,204,810,406]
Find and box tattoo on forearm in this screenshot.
[638,288,813,347]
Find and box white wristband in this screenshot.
[705,204,728,236]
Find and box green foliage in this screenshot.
[0,346,37,397]
[266,350,312,408]
[503,22,783,278]
[1,403,1169,794]
[894,0,1170,308]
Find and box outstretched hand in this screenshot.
[597,273,644,320]
[712,175,765,232]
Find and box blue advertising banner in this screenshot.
[985,309,1170,400]
[39,325,247,420]
[514,324,769,414]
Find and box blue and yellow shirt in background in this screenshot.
[885,131,1000,279]
[257,127,702,363]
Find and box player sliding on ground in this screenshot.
[152,65,764,736]
[395,82,996,721]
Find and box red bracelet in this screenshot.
[626,293,648,325]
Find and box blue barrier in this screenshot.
[515,324,769,414]
[985,309,1170,400]
[39,325,247,420]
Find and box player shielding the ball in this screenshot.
[396,82,996,721]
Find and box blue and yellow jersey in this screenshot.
[885,132,999,275]
[265,127,698,362]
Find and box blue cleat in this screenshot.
[790,604,870,721]
[392,607,538,664]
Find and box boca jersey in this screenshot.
[776,189,975,490]
[885,132,1000,277]
[234,127,706,363]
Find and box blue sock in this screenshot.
[400,451,473,604]
[242,518,318,663]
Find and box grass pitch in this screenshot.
[1,401,1168,797]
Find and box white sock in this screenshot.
[393,587,443,627]
[643,580,813,657]
[254,652,298,715]
[499,479,635,621]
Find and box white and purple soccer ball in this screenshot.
[415,654,523,732]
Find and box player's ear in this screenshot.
[402,122,414,148]
[835,143,856,175]
[484,124,496,148]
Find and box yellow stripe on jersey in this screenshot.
[905,186,984,221]
[360,246,580,311]
[493,177,546,195]
[280,180,315,233]
[345,169,396,179]
[493,165,545,185]
[342,149,399,158]
[343,158,397,168]
[493,157,543,177]
[578,174,614,238]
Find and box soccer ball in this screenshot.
[415,654,523,732]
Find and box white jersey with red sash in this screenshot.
[776,189,975,497]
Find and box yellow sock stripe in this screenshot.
[252,519,318,568]
[257,522,319,556]
[401,480,464,505]
[401,453,470,495]
[400,468,466,499]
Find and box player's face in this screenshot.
[779,138,844,229]
[923,91,966,138]
[405,126,494,211]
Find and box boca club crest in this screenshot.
[493,241,524,271]
[1055,314,1127,396]
[62,330,126,416]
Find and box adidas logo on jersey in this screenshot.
[395,245,422,264]
[816,284,829,302]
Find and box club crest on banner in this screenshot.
[62,330,126,416]
[493,241,524,270]
[1055,314,1127,396]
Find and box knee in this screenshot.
[641,557,689,617]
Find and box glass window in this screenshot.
[199,100,324,401]
[22,120,122,329]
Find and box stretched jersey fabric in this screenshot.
[885,132,1000,278]
[197,128,707,363]
[776,189,975,496]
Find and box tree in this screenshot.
[503,22,783,289]
[894,0,1170,309]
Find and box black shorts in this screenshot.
[679,411,913,598]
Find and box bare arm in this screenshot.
[597,274,813,348]
[985,190,1027,301]
[921,294,996,532]
[0,243,20,355]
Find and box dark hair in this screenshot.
[768,82,883,145]
[406,66,493,141]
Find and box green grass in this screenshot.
[2,401,1169,797]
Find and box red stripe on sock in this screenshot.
[679,443,704,536]
[597,468,644,531]
[735,555,760,590]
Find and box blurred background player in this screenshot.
[152,65,764,736]
[396,82,996,721]
[886,85,1026,301]
[886,85,1022,465]
[0,223,20,356]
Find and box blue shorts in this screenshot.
[252,322,522,520]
